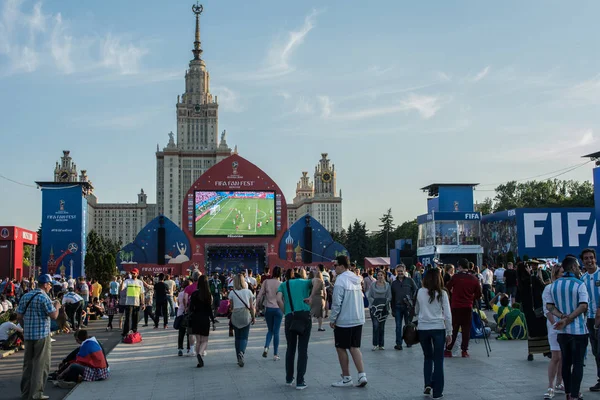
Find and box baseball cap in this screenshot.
[131,268,140,275]
[38,274,52,284]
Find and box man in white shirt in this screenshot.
[494,264,506,294]
[246,270,257,292]
[480,264,494,310]
[62,288,84,330]
[0,312,23,349]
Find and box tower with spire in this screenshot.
[155,4,234,226]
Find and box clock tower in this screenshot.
[314,153,336,198]
[54,150,78,183]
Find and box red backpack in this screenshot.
[123,331,142,344]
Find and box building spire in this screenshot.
[191,2,203,60]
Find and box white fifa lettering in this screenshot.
[567,212,591,247]
[589,220,598,247]
[524,213,548,248]
[550,213,563,247]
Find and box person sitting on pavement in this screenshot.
[0,312,24,350]
[54,329,110,388]
[489,293,511,333]
[0,294,13,315]
[497,302,528,340]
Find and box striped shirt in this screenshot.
[581,267,600,319]
[548,275,589,335]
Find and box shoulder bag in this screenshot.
[230,290,253,329]
[402,293,420,346]
[286,281,309,336]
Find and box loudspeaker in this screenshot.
[157,227,166,265]
[303,226,312,263]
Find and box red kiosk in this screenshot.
[0,226,38,280]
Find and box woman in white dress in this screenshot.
[542,264,565,399]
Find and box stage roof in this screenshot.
[582,151,600,159]
[364,257,391,267]
[420,183,479,197]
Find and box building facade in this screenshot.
[155,6,232,225]
[287,153,343,233]
[52,151,157,244]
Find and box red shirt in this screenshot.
[3,281,14,296]
[446,272,481,309]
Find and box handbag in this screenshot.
[230,290,252,329]
[173,314,184,330]
[286,281,309,336]
[402,296,419,345]
[123,331,142,344]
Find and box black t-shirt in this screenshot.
[154,282,167,303]
[504,269,517,287]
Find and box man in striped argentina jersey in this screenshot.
[547,256,588,400]
[581,248,600,392]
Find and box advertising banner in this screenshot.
[41,185,86,277]
[516,208,596,260]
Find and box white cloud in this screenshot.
[213,86,243,113]
[325,93,443,121]
[293,97,314,114]
[401,94,442,119]
[0,1,148,77]
[472,65,490,82]
[50,14,73,74]
[278,91,291,100]
[242,9,321,81]
[436,71,451,82]
[367,65,394,76]
[100,34,148,75]
[318,95,332,118]
[566,74,600,106]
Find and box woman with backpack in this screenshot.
[415,266,452,400]
[366,270,391,350]
[229,274,255,367]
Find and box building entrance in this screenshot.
[205,244,267,275]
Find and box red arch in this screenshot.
[181,154,288,273]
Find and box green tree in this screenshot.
[345,219,369,267]
[330,228,348,248]
[477,198,494,215]
[375,208,395,256]
[493,179,594,212]
[85,230,121,291]
[393,219,418,249]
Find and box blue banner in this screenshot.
[516,208,596,260]
[594,167,600,246]
[41,185,86,278]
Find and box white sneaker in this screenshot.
[188,345,195,356]
[332,375,353,387]
[372,346,379,351]
[356,373,367,387]
[50,338,56,342]
[202,351,207,357]
[544,388,554,399]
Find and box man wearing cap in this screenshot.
[17,274,60,400]
[121,268,145,338]
[62,286,84,330]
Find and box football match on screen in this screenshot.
[194,191,275,236]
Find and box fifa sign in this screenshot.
[521,210,597,250]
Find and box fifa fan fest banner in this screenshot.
[40,185,87,277]
[594,166,600,247]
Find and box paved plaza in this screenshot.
[61,315,597,400]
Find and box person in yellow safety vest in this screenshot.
[121,268,145,339]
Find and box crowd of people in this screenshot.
[6,249,600,399]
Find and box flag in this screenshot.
[76,337,108,369]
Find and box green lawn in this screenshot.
[195,198,275,236]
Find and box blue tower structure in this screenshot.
[417,183,483,267]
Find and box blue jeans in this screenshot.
[395,306,409,346]
[167,295,176,317]
[419,329,446,398]
[372,318,386,347]
[234,325,251,355]
[264,307,283,355]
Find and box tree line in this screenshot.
[331,208,417,266]
[478,179,593,215]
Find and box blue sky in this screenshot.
[1,0,599,233]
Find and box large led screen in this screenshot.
[194,191,276,237]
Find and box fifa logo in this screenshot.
[232,161,238,175]
[59,200,65,211]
